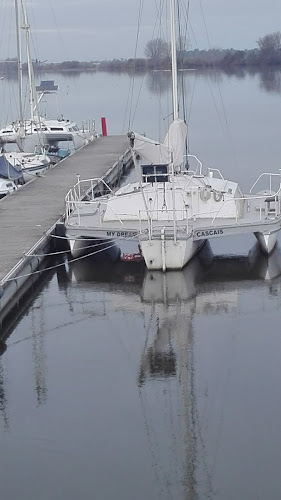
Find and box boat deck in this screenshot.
[0,135,130,283]
[65,193,281,240]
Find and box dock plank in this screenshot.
[0,135,130,282]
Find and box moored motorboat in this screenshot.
[4,150,51,182]
[0,178,18,198]
[0,154,23,198]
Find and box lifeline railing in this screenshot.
[207,167,225,180]
[65,177,113,220]
[190,171,281,224]
[183,154,226,181]
[183,154,203,175]
[138,187,281,244]
[65,197,125,227]
[250,171,281,194]
[65,170,281,235]
[207,189,281,224]
[209,171,281,224]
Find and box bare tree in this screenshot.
[177,35,189,54]
[144,38,170,60]
[257,32,281,61]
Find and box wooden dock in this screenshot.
[0,135,132,322]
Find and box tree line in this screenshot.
[1,32,281,75]
[100,31,281,72]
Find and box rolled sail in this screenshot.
[131,118,187,169]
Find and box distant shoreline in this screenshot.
[1,46,281,75]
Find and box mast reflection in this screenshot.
[136,242,281,499]
[139,252,208,499]
[0,263,54,420]
[0,357,8,429]
[31,294,48,407]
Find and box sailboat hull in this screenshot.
[140,236,204,271]
[254,229,280,254]
[69,236,121,262]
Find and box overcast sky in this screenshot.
[2,0,281,62]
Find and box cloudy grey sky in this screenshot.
[2,0,281,62]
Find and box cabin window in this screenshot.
[142,164,168,183]
[50,127,64,131]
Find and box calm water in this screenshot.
[1,69,281,499]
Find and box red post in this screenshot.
[101,117,107,136]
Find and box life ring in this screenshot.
[213,190,223,202]
[200,187,212,202]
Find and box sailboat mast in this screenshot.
[21,0,37,123]
[169,0,178,121]
[15,0,24,136]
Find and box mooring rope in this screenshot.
[1,233,140,284]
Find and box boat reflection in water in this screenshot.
[66,240,281,287]
[62,242,281,498]
[138,242,281,498]
[1,242,279,497]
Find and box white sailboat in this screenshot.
[64,0,281,271]
[0,0,95,157]
[0,0,51,180]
